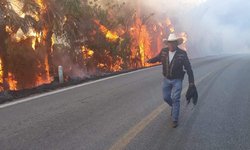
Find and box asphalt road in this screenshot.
[0,54,250,150]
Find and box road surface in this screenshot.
[0,54,250,150]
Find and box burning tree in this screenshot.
[81,0,155,71]
[0,0,187,92]
[0,0,38,90]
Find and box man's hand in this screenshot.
[146,52,162,64]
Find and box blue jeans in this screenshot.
[162,78,183,122]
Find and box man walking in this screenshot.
[147,33,196,128]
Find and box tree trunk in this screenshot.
[0,26,9,90]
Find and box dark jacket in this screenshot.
[148,47,194,83]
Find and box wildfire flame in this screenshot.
[36,0,46,12]
[98,63,105,68]
[8,73,17,91]
[5,26,13,33]
[36,55,51,86]
[82,46,94,59]
[111,57,123,71]
[166,18,175,33]
[96,49,123,72]
[0,0,61,91]
[94,20,119,42]
[8,27,42,50]
[179,32,188,50]
[29,31,42,50]
[1,0,189,92]
[130,17,152,67]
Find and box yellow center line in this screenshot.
[109,73,212,150]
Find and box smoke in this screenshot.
[134,0,250,57]
[52,45,89,80]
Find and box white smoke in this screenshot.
[137,0,250,56]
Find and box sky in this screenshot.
[139,0,250,56]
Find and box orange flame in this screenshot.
[45,56,51,82]
[106,31,119,41]
[5,26,13,33]
[1,61,18,91]
[36,55,51,86]
[31,28,52,85]
[1,0,52,91]
[94,20,119,42]
[8,27,42,50]
[98,63,105,68]
[111,57,123,71]
[180,32,188,43]
[8,73,18,91]
[166,18,175,33]
[130,17,152,67]
[82,46,94,59]
[28,29,42,50]
[179,32,188,51]
[51,34,56,47]
[36,0,46,12]
[96,49,123,72]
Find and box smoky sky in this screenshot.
[138,0,250,56]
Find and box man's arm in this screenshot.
[183,52,194,84]
[147,51,162,63]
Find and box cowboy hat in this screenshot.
[163,33,184,45]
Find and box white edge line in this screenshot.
[0,66,160,109]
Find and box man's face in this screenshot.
[167,41,177,52]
